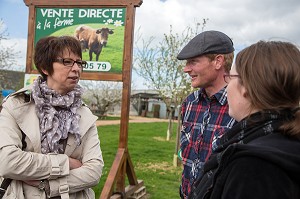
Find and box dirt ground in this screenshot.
[95,116,169,126]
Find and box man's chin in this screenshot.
[191,82,200,88]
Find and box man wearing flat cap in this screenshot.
[178,30,237,199]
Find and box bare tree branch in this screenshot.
[80,80,123,118]
[0,19,20,70]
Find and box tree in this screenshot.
[0,19,20,70]
[80,80,123,118]
[133,19,208,141]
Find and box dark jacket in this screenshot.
[190,132,300,199]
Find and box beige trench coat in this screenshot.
[0,87,104,199]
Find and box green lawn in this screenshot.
[93,122,182,199]
[49,23,124,73]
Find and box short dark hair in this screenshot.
[33,36,82,79]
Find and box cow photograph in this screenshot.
[43,22,124,74]
[75,25,114,61]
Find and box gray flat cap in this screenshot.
[177,30,234,60]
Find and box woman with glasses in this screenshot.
[189,41,300,199]
[0,36,104,199]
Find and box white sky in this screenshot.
[1,0,300,88]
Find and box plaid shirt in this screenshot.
[179,87,236,198]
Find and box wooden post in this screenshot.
[100,2,144,198]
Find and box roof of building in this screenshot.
[131,89,162,100]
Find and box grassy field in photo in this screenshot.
[50,23,124,73]
[93,122,182,199]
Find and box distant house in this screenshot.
[130,90,170,119]
[130,90,181,119]
[101,89,170,119]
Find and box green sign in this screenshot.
[35,8,126,73]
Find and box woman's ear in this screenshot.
[241,85,248,98]
[41,69,49,76]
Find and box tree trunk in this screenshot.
[166,111,173,141]
[173,105,182,167]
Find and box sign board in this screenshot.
[24,74,40,87]
[24,0,142,81]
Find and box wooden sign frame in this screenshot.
[23,0,143,198]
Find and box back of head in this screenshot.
[235,40,300,136]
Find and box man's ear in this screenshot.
[214,54,225,70]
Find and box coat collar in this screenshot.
[10,88,98,154]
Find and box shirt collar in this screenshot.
[199,86,228,105]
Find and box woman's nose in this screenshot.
[72,62,82,71]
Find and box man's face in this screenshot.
[183,55,218,89]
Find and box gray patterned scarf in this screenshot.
[32,76,82,154]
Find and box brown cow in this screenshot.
[75,25,114,61]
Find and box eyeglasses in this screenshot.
[223,73,240,83]
[55,58,87,69]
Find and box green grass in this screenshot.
[93,122,182,199]
[48,23,124,73]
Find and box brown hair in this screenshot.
[235,40,300,137]
[33,36,82,79]
[205,52,234,73]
